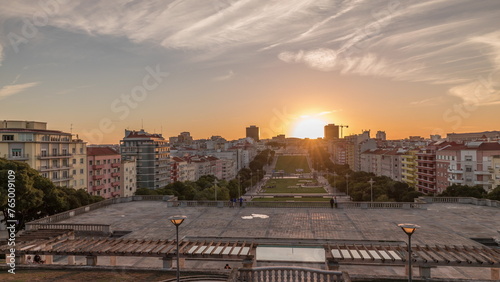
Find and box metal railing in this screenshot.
[237,266,346,282]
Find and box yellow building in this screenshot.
[0,120,87,190]
[401,150,418,188]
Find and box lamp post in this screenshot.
[213,179,218,201]
[250,172,253,191]
[169,215,187,282]
[237,175,241,199]
[345,174,350,198]
[368,178,375,203]
[398,223,420,282]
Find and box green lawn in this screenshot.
[252,197,330,202]
[263,179,326,193]
[274,156,311,173]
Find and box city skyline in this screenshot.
[1,1,499,144]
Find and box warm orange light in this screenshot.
[398,223,420,235]
[169,215,186,226]
[290,117,327,139]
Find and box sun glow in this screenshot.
[291,117,327,139]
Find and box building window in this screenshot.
[80,169,84,174]
[52,148,58,156]
[80,148,83,154]
[2,135,14,141]
[97,160,100,165]
[80,179,84,185]
[72,170,76,175]
[80,158,84,164]
[89,160,93,165]
[72,148,76,154]
[72,159,76,164]
[11,148,22,157]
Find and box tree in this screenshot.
[0,158,103,233]
[439,184,487,198]
[486,185,500,201]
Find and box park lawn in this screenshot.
[252,197,330,202]
[263,179,326,193]
[274,156,311,173]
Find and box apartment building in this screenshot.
[121,158,137,197]
[0,120,87,189]
[436,142,500,193]
[416,141,456,194]
[401,150,418,188]
[87,147,121,198]
[120,129,170,189]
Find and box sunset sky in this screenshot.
[0,0,499,144]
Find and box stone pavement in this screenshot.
[57,201,499,247]
[52,201,500,280]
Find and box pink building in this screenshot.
[416,141,456,194]
[87,147,121,199]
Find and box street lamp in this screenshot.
[237,175,241,199]
[345,174,350,198]
[169,215,187,282]
[398,223,420,282]
[368,178,375,203]
[250,172,253,190]
[213,179,218,201]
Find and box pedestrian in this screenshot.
[239,197,243,207]
[330,197,334,209]
[224,263,231,269]
[334,196,338,208]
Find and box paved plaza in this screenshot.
[58,201,499,247]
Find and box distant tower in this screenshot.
[324,124,340,140]
[376,131,386,140]
[246,125,260,141]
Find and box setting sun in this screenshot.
[290,117,327,139]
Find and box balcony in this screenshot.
[37,153,72,159]
[447,168,462,174]
[4,154,30,161]
[416,171,435,177]
[92,175,104,180]
[52,177,72,183]
[111,172,120,178]
[417,178,435,185]
[448,179,463,184]
[416,165,434,170]
[93,185,105,191]
[111,163,120,168]
[474,180,490,185]
[474,170,491,175]
[38,165,72,171]
[111,181,120,187]
[92,164,105,170]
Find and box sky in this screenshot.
[0,0,499,144]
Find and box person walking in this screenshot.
[330,197,334,209]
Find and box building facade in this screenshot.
[0,120,87,189]
[120,129,170,189]
[246,125,260,142]
[324,124,340,140]
[87,147,121,198]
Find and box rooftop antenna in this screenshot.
[70,123,73,134]
[141,119,144,130]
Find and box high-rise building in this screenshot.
[401,150,419,188]
[120,129,170,189]
[324,124,340,140]
[0,120,87,189]
[246,125,260,142]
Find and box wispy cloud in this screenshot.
[213,70,235,81]
[0,82,39,100]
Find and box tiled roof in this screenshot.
[87,147,120,156]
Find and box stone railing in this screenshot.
[26,195,175,226]
[417,196,500,208]
[25,223,111,235]
[174,201,426,209]
[237,266,347,282]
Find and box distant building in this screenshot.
[401,150,419,188]
[447,131,500,142]
[87,147,121,198]
[324,124,340,140]
[376,131,386,141]
[246,125,260,142]
[121,158,137,197]
[0,120,87,190]
[416,141,456,194]
[120,129,170,189]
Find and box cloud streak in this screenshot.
[0,82,39,100]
